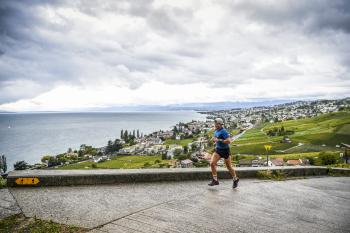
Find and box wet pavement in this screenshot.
[7,177,350,232]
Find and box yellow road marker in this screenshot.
[15,178,40,185]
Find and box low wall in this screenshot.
[7,166,349,187]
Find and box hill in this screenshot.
[232,111,350,155]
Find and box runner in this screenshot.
[208,118,239,188]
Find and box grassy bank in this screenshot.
[0,214,86,233]
[57,155,173,170]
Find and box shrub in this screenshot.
[161,154,168,160]
[0,177,6,189]
[155,159,161,164]
[175,154,189,161]
[257,170,286,181]
[194,160,209,167]
[319,152,339,165]
[91,163,97,168]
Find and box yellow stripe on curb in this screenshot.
[15,178,40,185]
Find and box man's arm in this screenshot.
[219,130,231,144]
[218,137,231,144]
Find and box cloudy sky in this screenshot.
[0,0,349,111]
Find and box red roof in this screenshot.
[287,159,301,165]
[272,158,284,166]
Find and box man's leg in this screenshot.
[224,156,237,177]
[208,152,221,186]
[224,156,239,188]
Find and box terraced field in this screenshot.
[232,111,350,155]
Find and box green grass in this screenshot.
[336,124,350,135]
[164,138,194,147]
[231,112,350,155]
[263,111,350,145]
[57,155,173,170]
[233,142,298,155]
[235,152,321,161]
[328,163,350,169]
[0,214,86,233]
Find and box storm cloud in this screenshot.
[0,0,349,111]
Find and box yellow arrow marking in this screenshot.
[264,145,272,151]
[15,178,40,185]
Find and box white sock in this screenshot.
[233,177,238,181]
[213,176,218,181]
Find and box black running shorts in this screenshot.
[215,147,230,159]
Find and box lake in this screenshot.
[0,111,206,169]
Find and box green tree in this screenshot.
[319,151,339,165]
[281,126,285,133]
[191,144,198,152]
[14,161,28,170]
[184,146,189,154]
[121,130,124,140]
[124,130,129,141]
[106,140,113,154]
[161,153,168,160]
[113,139,123,152]
[173,149,182,157]
[0,155,7,173]
[41,155,52,163]
[133,130,136,138]
[137,129,140,138]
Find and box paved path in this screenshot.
[8,177,350,232]
[0,189,21,219]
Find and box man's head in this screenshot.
[214,118,223,130]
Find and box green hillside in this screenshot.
[232,111,350,155]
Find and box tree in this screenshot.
[161,153,168,160]
[121,130,124,140]
[133,130,136,138]
[41,155,52,163]
[67,148,72,153]
[14,161,28,170]
[124,130,128,141]
[137,129,140,138]
[191,144,198,152]
[113,139,123,152]
[106,140,113,154]
[173,149,183,157]
[173,126,178,134]
[184,146,189,154]
[319,152,338,165]
[0,155,7,173]
[281,126,285,132]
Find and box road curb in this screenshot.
[7,166,349,187]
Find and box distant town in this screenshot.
[3,97,349,173]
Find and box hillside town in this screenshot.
[205,97,350,128]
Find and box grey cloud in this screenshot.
[227,0,350,34]
[0,0,349,107]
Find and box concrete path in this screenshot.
[0,189,21,219]
[8,177,350,232]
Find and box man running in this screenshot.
[208,118,239,188]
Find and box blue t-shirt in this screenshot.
[214,128,230,149]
